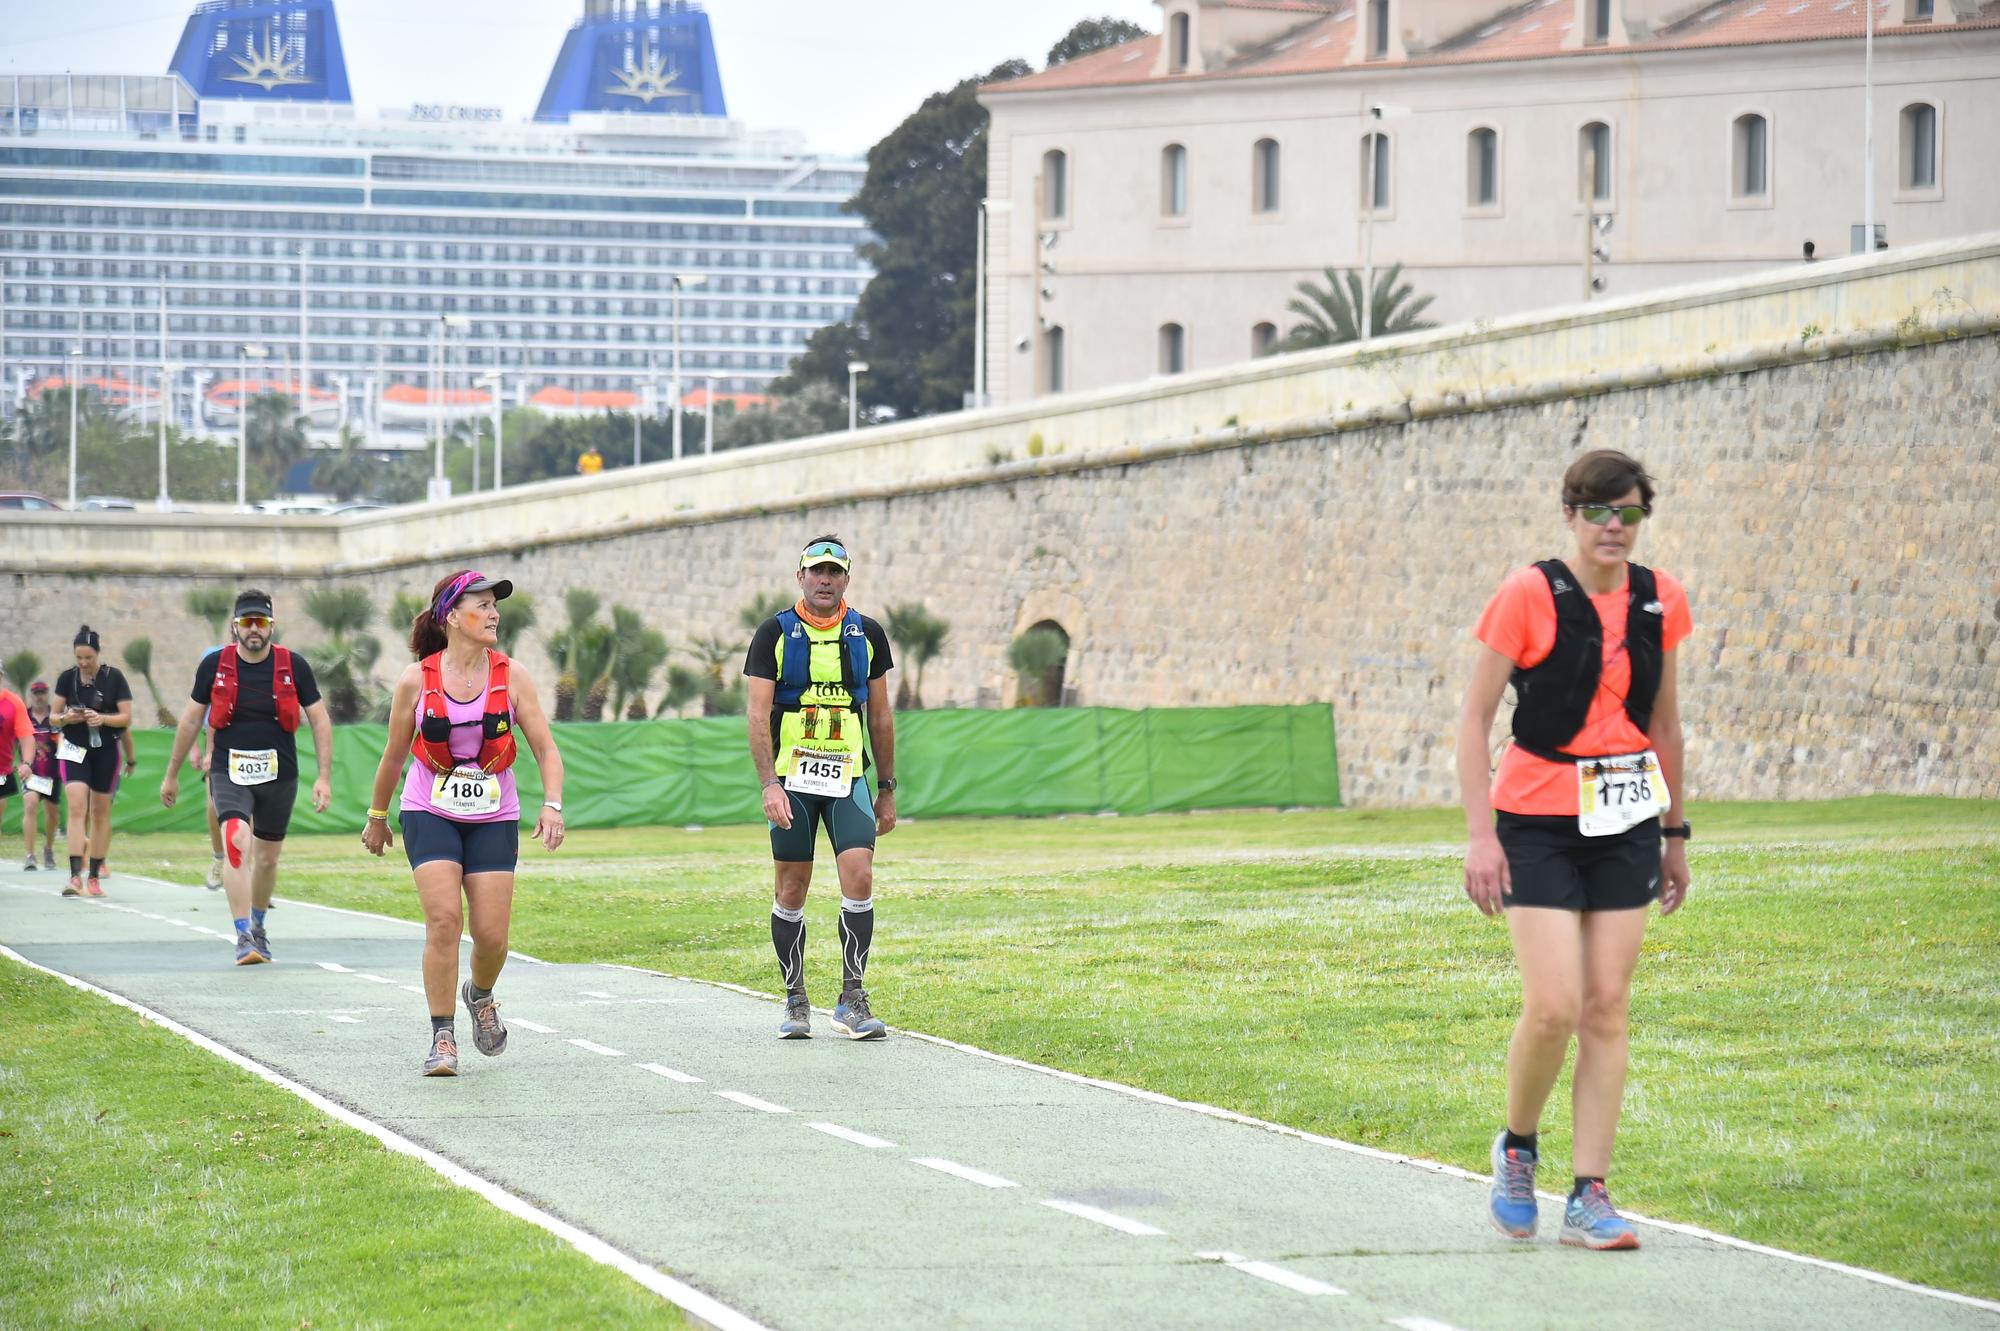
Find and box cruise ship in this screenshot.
[0,0,870,444]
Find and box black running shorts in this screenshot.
[1495,812,1661,912]
[401,809,519,876]
[210,775,298,842]
[58,742,120,795]
[768,781,877,863]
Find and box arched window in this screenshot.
[1252,321,1278,356]
[1253,138,1281,213]
[1360,132,1391,213]
[1158,322,1187,374]
[1013,620,1071,707]
[1579,121,1612,203]
[1170,12,1192,71]
[1044,324,1066,394]
[1161,143,1189,217]
[1467,127,1498,207]
[1900,102,1938,190]
[1587,0,1613,43]
[1041,149,1068,221]
[1731,114,1768,198]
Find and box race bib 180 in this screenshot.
[433,765,502,817]
[784,747,855,799]
[1577,750,1667,838]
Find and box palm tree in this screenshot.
[658,663,706,717]
[883,602,950,711]
[12,387,114,458]
[1008,628,1069,707]
[245,392,311,491]
[315,423,377,502]
[1272,263,1437,352]
[386,590,427,653]
[302,585,382,723]
[685,635,746,716]
[739,589,792,634]
[606,605,669,721]
[496,590,537,658]
[4,652,40,694]
[120,637,174,727]
[185,586,236,642]
[546,588,604,722]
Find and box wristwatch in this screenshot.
[1661,822,1691,840]
[543,800,563,813]
[876,778,897,794]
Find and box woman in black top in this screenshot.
[52,625,133,897]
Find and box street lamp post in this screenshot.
[156,280,176,512]
[702,375,715,455]
[431,315,468,501]
[66,345,81,509]
[846,361,869,432]
[478,370,504,492]
[237,343,268,512]
[670,272,707,461]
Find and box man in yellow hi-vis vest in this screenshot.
[743,535,897,1040]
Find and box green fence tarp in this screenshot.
[2,704,1338,836]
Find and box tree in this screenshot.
[1273,264,1438,352]
[1008,628,1069,707]
[606,606,669,722]
[739,589,793,634]
[713,383,847,451]
[497,591,537,659]
[121,637,174,727]
[314,423,383,501]
[186,587,236,642]
[4,652,39,693]
[1047,16,1148,66]
[883,602,950,710]
[546,589,607,722]
[302,585,382,724]
[243,393,311,495]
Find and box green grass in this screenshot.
[0,962,687,1330]
[21,795,2000,1305]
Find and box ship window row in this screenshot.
[370,155,863,194]
[13,315,818,344]
[2,203,865,245]
[3,233,867,266]
[6,280,863,308]
[0,145,364,177]
[0,178,367,207]
[5,253,865,278]
[6,336,802,374]
[8,307,848,334]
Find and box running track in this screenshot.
[3,865,1995,1331]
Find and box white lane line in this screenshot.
[1387,1318,1473,1331]
[315,961,354,973]
[329,1015,364,1024]
[713,1090,791,1115]
[1197,1251,1346,1296]
[142,912,167,921]
[566,1038,625,1057]
[912,1157,1017,1189]
[355,973,398,985]
[580,989,615,998]
[0,944,774,1331]
[1043,1199,1165,1236]
[400,985,426,995]
[511,1018,558,1034]
[806,1122,896,1150]
[637,1062,704,1084]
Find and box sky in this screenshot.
[2,0,1162,156]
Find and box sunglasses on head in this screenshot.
[1573,503,1650,527]
[234,615,272,630]
[802,542,848,562]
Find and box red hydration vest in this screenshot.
[412,650,517,775]
[209,645,300,733]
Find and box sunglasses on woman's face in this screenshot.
[1573,503,1649,527]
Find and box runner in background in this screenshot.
[52,627,133,897]
[362,571,565,1077]
[1455,449,1692,1252]
[196,643,227,890]
[21,681,61,869]
[0,665,32,864]
[743,535,897,1041]
[163,590,333,964]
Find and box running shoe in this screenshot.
[84,876,105,898]
[42,848,56,869]
[23,855,36,871]
[777,991,812,1039]
[1488,1131,1539,1239]
[1560,1181,1640,1250]
[423,1031,460,1077]
[62,875,83,898]
[250,926,272,963]
[98,864,111,881]
[204,857,224,891]
[234,932,266,966]
[831,987,887,1041]
[460,980,508,1056]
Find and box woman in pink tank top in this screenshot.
[360,569,566,1078]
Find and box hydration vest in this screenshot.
[773,608,871,713]
[412,650,517,775]
[208,645,300,733]
[1509,559,1662,762]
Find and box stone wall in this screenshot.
[4,239,1996,804]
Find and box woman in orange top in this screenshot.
[1455,449,1692,1252]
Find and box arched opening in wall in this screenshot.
[1009,619,1070,707]
[1252,321,1278,356]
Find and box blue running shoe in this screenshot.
[831,987,887,1041]
[1561,1181,1640,1250]
[777,992,812,1039]
[1488,1131,1539,1239]
[234,932,266,966]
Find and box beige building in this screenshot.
[977,0,2000,403]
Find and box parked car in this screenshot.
[77,496,137,511]
[0,491,62,510]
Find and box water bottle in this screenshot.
[88,723,102,749]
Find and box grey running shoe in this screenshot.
[423,1030,460,1076]
[777,991,812,1039]
[832,987,887,1041]
[234,932,266,966]
[460,979,508,1056]
[204,857,224,891]
[43,848,56,869]
[23,855,36,871]
[250,926,272,962]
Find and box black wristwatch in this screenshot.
[876,778,897,794]
[1661,822,1691,840]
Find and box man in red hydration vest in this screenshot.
[162,589,334,965]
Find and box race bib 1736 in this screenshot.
[1576,750,1667,838]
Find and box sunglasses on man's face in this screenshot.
[1573,503,1649,528]
[235,616,273,631]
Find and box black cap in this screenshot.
[233,590,274,619]
[463,575,513,602]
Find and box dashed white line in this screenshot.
[1043,1199,1165,1236]
[637,1062,704,1084]
[400,984,426,995]
[713,1090,791,1115]
[511,1018,558,1034]
[355,973,398,985]
[1387,1318,1472,1331]
[807,1121,895,1149]
[1197,1250,1346,1296]
[315,961,354,973]
[912,1157,1017,1189]
[567,1038,626,1057]
[329,1015,364,1024]
[580,989,615,998]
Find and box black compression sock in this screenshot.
[430,1015,455,1038]
[89,857,104,877]
[1571,1176,1605,1199]
[771,904,806,994]
[1503,1130,1538,1156]
[69,856,83,876]
[838,896,874,993]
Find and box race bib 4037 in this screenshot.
[228,748,279,787]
